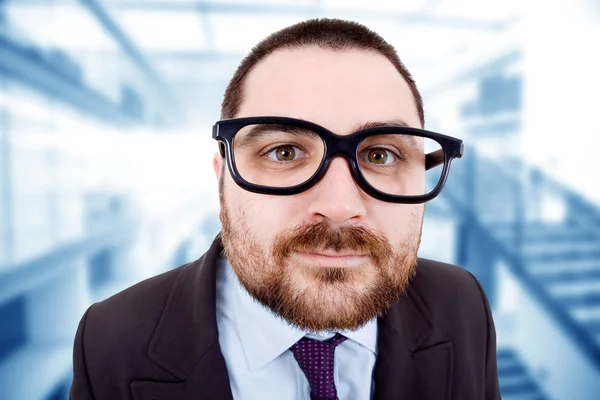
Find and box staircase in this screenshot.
[498,347,548,400]
[493,221,600,350]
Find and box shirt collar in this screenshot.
[219,257,378,372]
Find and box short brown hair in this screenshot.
[220,18,425,127]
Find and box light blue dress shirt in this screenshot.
[215,256,378,399]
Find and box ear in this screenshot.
[213,151,223,181]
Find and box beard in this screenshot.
[218,179,423,333]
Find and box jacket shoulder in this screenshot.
[413,257,480,296]
[411,258,500,399]
[92,262,186,323]
[81,261,194,372]
[411,258,488,330]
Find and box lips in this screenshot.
[294,251,368,268]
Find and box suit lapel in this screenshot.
[374,265,454,400]
[131,234,234,400]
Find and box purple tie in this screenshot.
[289,333,348,400]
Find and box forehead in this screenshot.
[237,46,421,134]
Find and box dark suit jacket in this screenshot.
[70,234,501,400]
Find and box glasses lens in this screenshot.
[357,134,445,196]
[233,123,325,188]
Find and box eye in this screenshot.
[364,148,397,165]
[266,145,306,161]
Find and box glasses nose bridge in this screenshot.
[316,150,360,188]
[313,134,361,185]
[323,133,358,161]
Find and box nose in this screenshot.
[307,157,367,226]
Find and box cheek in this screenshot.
[250,199,302,231]
[226,185,299,239]
[370,204,422,238]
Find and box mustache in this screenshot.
[271,219,393,264]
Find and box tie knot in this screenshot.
[299,332,347,346]
[289,333,347,400]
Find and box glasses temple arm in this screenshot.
[425,149,445,171]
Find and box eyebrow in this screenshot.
[352,119,412,131]
[353,119,420,151]
[235,123,319,148]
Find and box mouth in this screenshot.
[294,251,368,268]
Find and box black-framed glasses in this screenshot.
[212,116,463,204]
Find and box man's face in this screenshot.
[213,47,424,332]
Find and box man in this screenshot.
[70,18,500,400]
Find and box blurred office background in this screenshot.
[1,0,600,399]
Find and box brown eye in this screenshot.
[266,145,304,161]
[367,148,392,164]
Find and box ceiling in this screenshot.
[2,0,523,122]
